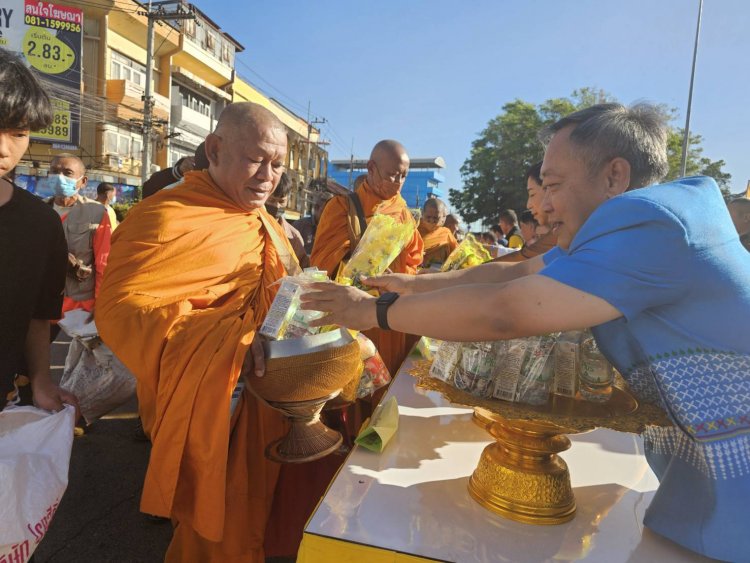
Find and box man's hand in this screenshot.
[242,334,267,378]
[300,282,378,331]
[178,156,195,176]
[360,273,416,295]
[31,376,80,420]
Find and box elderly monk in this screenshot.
[418,197,458,268]
[310,139,424,374]
[96,102,296,562]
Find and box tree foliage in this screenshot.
[450,88,731,226]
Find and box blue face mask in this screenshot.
[45,174,81,197]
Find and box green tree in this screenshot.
[451,89,732,225]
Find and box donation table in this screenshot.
[298,355,713,562]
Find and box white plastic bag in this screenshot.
[0,405,75,562]
[59,338,136,424]
[58,310,136,424]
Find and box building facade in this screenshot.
[14,0,326,208]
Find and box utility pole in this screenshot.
[680,0,703,177]
[140,1,195,186]
[302,101,326,210]
[348,139,354,189]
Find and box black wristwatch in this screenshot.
[376,292,400,331]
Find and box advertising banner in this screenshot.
[0,0,83,147]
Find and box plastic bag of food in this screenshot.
[514,335,557,405]
[259,267,329,340]
[354,333,391,399]
[338,206,416,291]
[554,331,583,398]
[454,341,504,398]
[441,233,492,271]
[429,341,462,384]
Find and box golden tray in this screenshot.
[410,359,672,526]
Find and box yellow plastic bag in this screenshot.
[441,233,492,271]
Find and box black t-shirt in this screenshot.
[0,179,67,406]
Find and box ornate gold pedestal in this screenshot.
[410,360,671,526]
[468,410,576,524]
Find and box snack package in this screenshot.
[554,331,582,398]
[429,341,462,384]
[355,333,391,399]
[441,233,492,272]
[514,335,557,405]
[338,206,416,291]
[259,267,329,340]
[492,339,529,401]
[455,341,503,398]
[578,330,614,403]
[415,336,440,361]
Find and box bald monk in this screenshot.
[495,161,558,263]
[96,102,297,562]
[418,197,458,268]
[310,139,424,374]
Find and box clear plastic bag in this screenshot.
[338,207,416,290]
[259,267,329,340]
[429,341,462,384]
[441,233,492,271]
[454,341,503,398]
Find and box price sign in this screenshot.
[33,99,72,143]
[1,0,83,146]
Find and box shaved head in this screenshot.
[205,102,288,211]
[367,139,409,200]
[370,139,408,163]
[214,102,285,141]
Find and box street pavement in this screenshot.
[34,335,171,562]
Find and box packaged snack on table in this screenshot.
[515,335,557,405]
[259,267,329,340]
[492,339,529,401]
[430,341,462,384]
[554,331,582,398]
[441,234,492,271]
[338,206,416,292]
[455,341,502,398]
[579,330,614,403]
[355,333,391,399]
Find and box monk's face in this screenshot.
[367,151,409,200]
[420,203,445,232]
[207,123,287,211]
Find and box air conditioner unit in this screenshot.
[106,154,123,169]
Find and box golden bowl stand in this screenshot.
[469,408,577,525]
[410,360,671,526]
[265,391,343,464]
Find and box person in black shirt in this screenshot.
[0,48,78,413]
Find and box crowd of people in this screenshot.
[2,44,750,563]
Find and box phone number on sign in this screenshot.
[35,111,72,142]
[24,15,82,33]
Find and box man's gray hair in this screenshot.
[539,103,669,189]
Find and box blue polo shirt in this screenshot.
[540,176,750,562]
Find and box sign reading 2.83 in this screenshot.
[0,0,83,145]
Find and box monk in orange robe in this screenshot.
[418,197,457,268]
[310,139,424,374]
[96,103,296,562]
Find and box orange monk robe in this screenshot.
[96,171,292,562]
[418,224,458,267]
[310,179,424,374]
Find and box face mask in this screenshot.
[110,195,117,205]
[265,204,285,219]
[373,165,403,197]
[46,174,81,197]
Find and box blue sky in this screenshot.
[202,0,749,200]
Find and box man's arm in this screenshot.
[25,319,79,414]
[365,253,546,294]
[303,274,622,342]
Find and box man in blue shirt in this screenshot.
[301,103,750,561]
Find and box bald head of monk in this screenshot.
[205,102,288,212]
[420,197,448,232]
[366,139,409,200]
